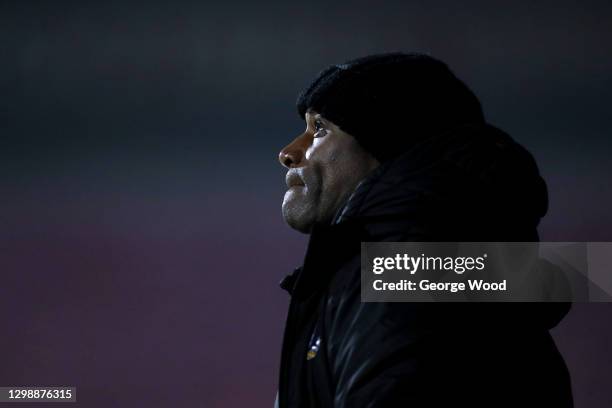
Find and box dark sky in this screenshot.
[1,1,612,407]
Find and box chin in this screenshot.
[282,210,313,234]
[287,220,312,234]
[282,203,315,234]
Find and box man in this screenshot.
[277,53,572,407]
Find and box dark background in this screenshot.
[1,1,611,406]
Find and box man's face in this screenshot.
[279,111,380,233]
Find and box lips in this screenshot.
[285,171,305,188]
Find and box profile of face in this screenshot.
[279,111,380,233]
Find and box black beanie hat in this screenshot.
[296,52,485,162]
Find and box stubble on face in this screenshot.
[282,164,322,233]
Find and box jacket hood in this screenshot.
[334,123,549,242]
[328,123,570,329]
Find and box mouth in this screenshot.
[285,171,305,188]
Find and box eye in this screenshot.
[313,119,327,138]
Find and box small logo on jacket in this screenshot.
[306,337,321,360]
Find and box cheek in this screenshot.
[306,138,340,168]
[319,158,353,201]
[323,149,372,197]
[308,137,366,196]
[305,143,334,187]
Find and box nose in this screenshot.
[279,133,310,168]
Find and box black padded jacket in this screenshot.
[276,124,573,408]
